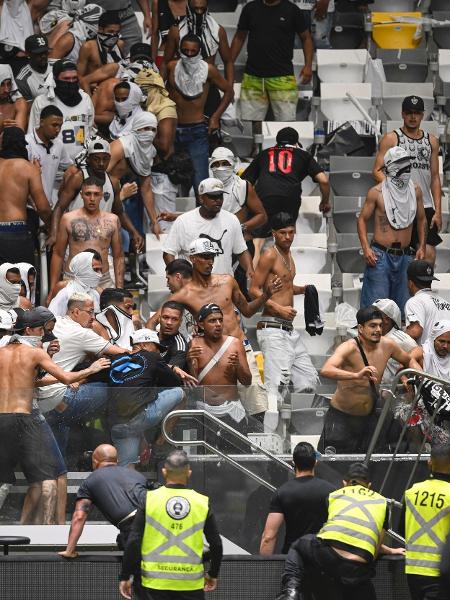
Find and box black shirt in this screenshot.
[120,483,223,581]
[269,475,335,553]
[76,465,149,527]
[160,332,188,370]
[237,0,308,78]
[109,350,182,423]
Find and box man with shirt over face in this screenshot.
[16,34,52,102]
[93,288,136,350]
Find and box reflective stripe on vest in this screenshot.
[140,486,209,591]
[317,485,387,558]
[405,479,450,577]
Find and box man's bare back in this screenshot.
[62,208,119,273]
[0,158,51,224]
[166,61,209,125]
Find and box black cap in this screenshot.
[345,463,370,483]
[25,34,50,54]
[19,307,56,330]
[356,306,383,325]
[407,260,439,283]
[276,127,299,146]
[197,303,223,322]
[402,95,424,112]
[129,43,151,61]
[53,59,77,79]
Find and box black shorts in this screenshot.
[411,207,443,248]
[0,413,56,484]
[318,405,377,454]
[0,227,36,266]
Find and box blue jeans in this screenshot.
[360,245,413,314]
[46,382,108,458]
[175,122,209,196]
[111,387,184,467]
[300,10,333,49]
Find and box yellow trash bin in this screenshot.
[372,12,423,49]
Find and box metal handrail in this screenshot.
[161,409,292,492]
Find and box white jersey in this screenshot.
[28,90,95,162]
[65,31,83,62]
[222,176,248,215]
[395,128,433,209]
[405,289,450,345]
[15,63,52,102]
[70,166,115,212]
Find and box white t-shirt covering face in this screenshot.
[404,289,450,346]
[162,207,248,276]
[36,316,111,413]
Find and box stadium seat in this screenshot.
[371,13,424,50]
[381,82,434,120]
[208,0,238,13]
[291,393,315,409]
[316,49,368,84]
[385,121,439,137]
[329,156,374,197]
[438,49,450,82]
[261,121,314,150]
[376,49,428,83]
[432,12,450,49]
[296,196,325,234]
[333,196,371,234]
[291,234,331,274]
[292,274,332,313]
[330,12,366,49]
[296,312,338,355]
[370,0,418,9]
[147,274,169,310]
[430,0,448,9]
[291,408,328,436]
[336,233,371,273]
[145,233,168,275]
[435,234,450,273]
[342,273,363,307]
[434,273,450,302]
[320,83,372,122]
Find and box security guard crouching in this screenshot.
[119,449,223,600]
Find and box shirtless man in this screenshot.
[0,338,109,524]
[166,33,233,194]
[249,212,319,432]
[0,64,28,132]
[318,306,421,454]
[373,95,442,264]
[358,146,426,314]
[187,303,251,442]
[47,137,142,251]
[107,111,161,238]
[50,177,124,296]
[0,126,51,266]
[77,11,127,77]
[147,237,282,422]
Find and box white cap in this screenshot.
[384,146,410,170]
[189,238,220,256]
[209,146,235,168]
[131,328,164,347]
[0,309,14,331]
[87,137,110,155]
[198,177,227,196]
[372,298,401,329]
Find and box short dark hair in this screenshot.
[40,105,63,120]
[84,248,102,262]
[180,33,201,49]
[345,462,370,484]
[98,10,121,27]
[292,442,316,471]
[164,449,189,473]
[99,287,126,310]
[81,176,103,190]
[114,81,130,93]
[356,307,383,325]
[165,259,193,279]
[271,212,296,231]
[161,300,184,315]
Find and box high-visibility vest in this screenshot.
[317,484,387,558]
[405,477,450,577]
[140,486,209,591]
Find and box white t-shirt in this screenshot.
[163,207,248,275]
[26,129,71,206]
[16,63,52,102]
[382,329,417,385]
[36,316,110,413]
[404,289,450,346]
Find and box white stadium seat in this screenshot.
[296,196,325,234]
[320,83,372,122]
[292,273,332,313]
[145,233,167,275]
[317,49,368,84]
[438,49,450,82]
[147,274,169,310]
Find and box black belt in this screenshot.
[257,321,293,333]
[372,242,415,257]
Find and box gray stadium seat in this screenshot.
[291,408,328,436]
[370,0,418,9]
[376,49,428,83]
[330,12,366,49]
[435,234,450,273]
[329,156,374,196]
[381,82,434,120]
[291,393,315,410]
[333,196,372,234]
[438,49,450,82]
[432,13,450,49]
[336,233,371,273]
[431,0,448,9]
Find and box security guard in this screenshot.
[277,463,403,600]
[404,444,450,600]
[119,449,223,600]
